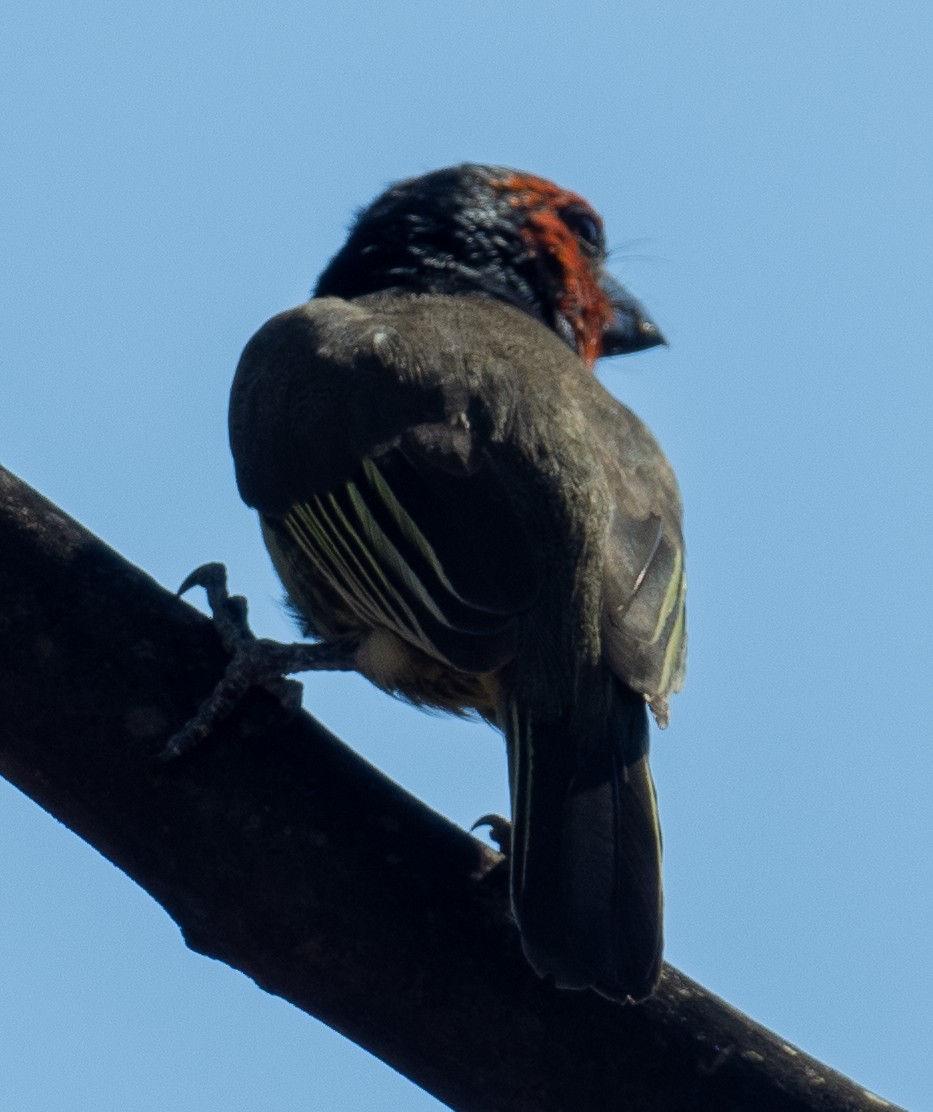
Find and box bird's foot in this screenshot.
[160,562,355,761]
[471,813,513,858]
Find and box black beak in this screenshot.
[601,275,666,356]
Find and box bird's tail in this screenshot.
[505,680,663,1002]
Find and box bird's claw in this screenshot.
[177,561,224,598]
[177,562,252,657]
[472,813,512,857]
[160,562,356,762]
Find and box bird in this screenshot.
[218,164,685,1003]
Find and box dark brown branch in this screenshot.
[0,463,903,1112]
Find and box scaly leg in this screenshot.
[161,563,356,760]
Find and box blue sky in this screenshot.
[2,3,930,1108]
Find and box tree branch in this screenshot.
[0,464,902,1112]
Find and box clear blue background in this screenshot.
[2,3,930,1109]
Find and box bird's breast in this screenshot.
[354,626,502,718]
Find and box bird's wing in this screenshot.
[587,388,686,723]
[601,506,686,723]
[229,298,540,675]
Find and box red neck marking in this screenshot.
[491,172,612,366]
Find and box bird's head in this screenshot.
[314,164,664,367]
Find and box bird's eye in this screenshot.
[562,206,602,251]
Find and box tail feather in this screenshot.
[506,682,663,1002]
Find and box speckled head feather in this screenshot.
[315,163,662,367]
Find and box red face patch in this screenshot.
[491,173,613,366]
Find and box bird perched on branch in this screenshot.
[182,164,685,1003]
